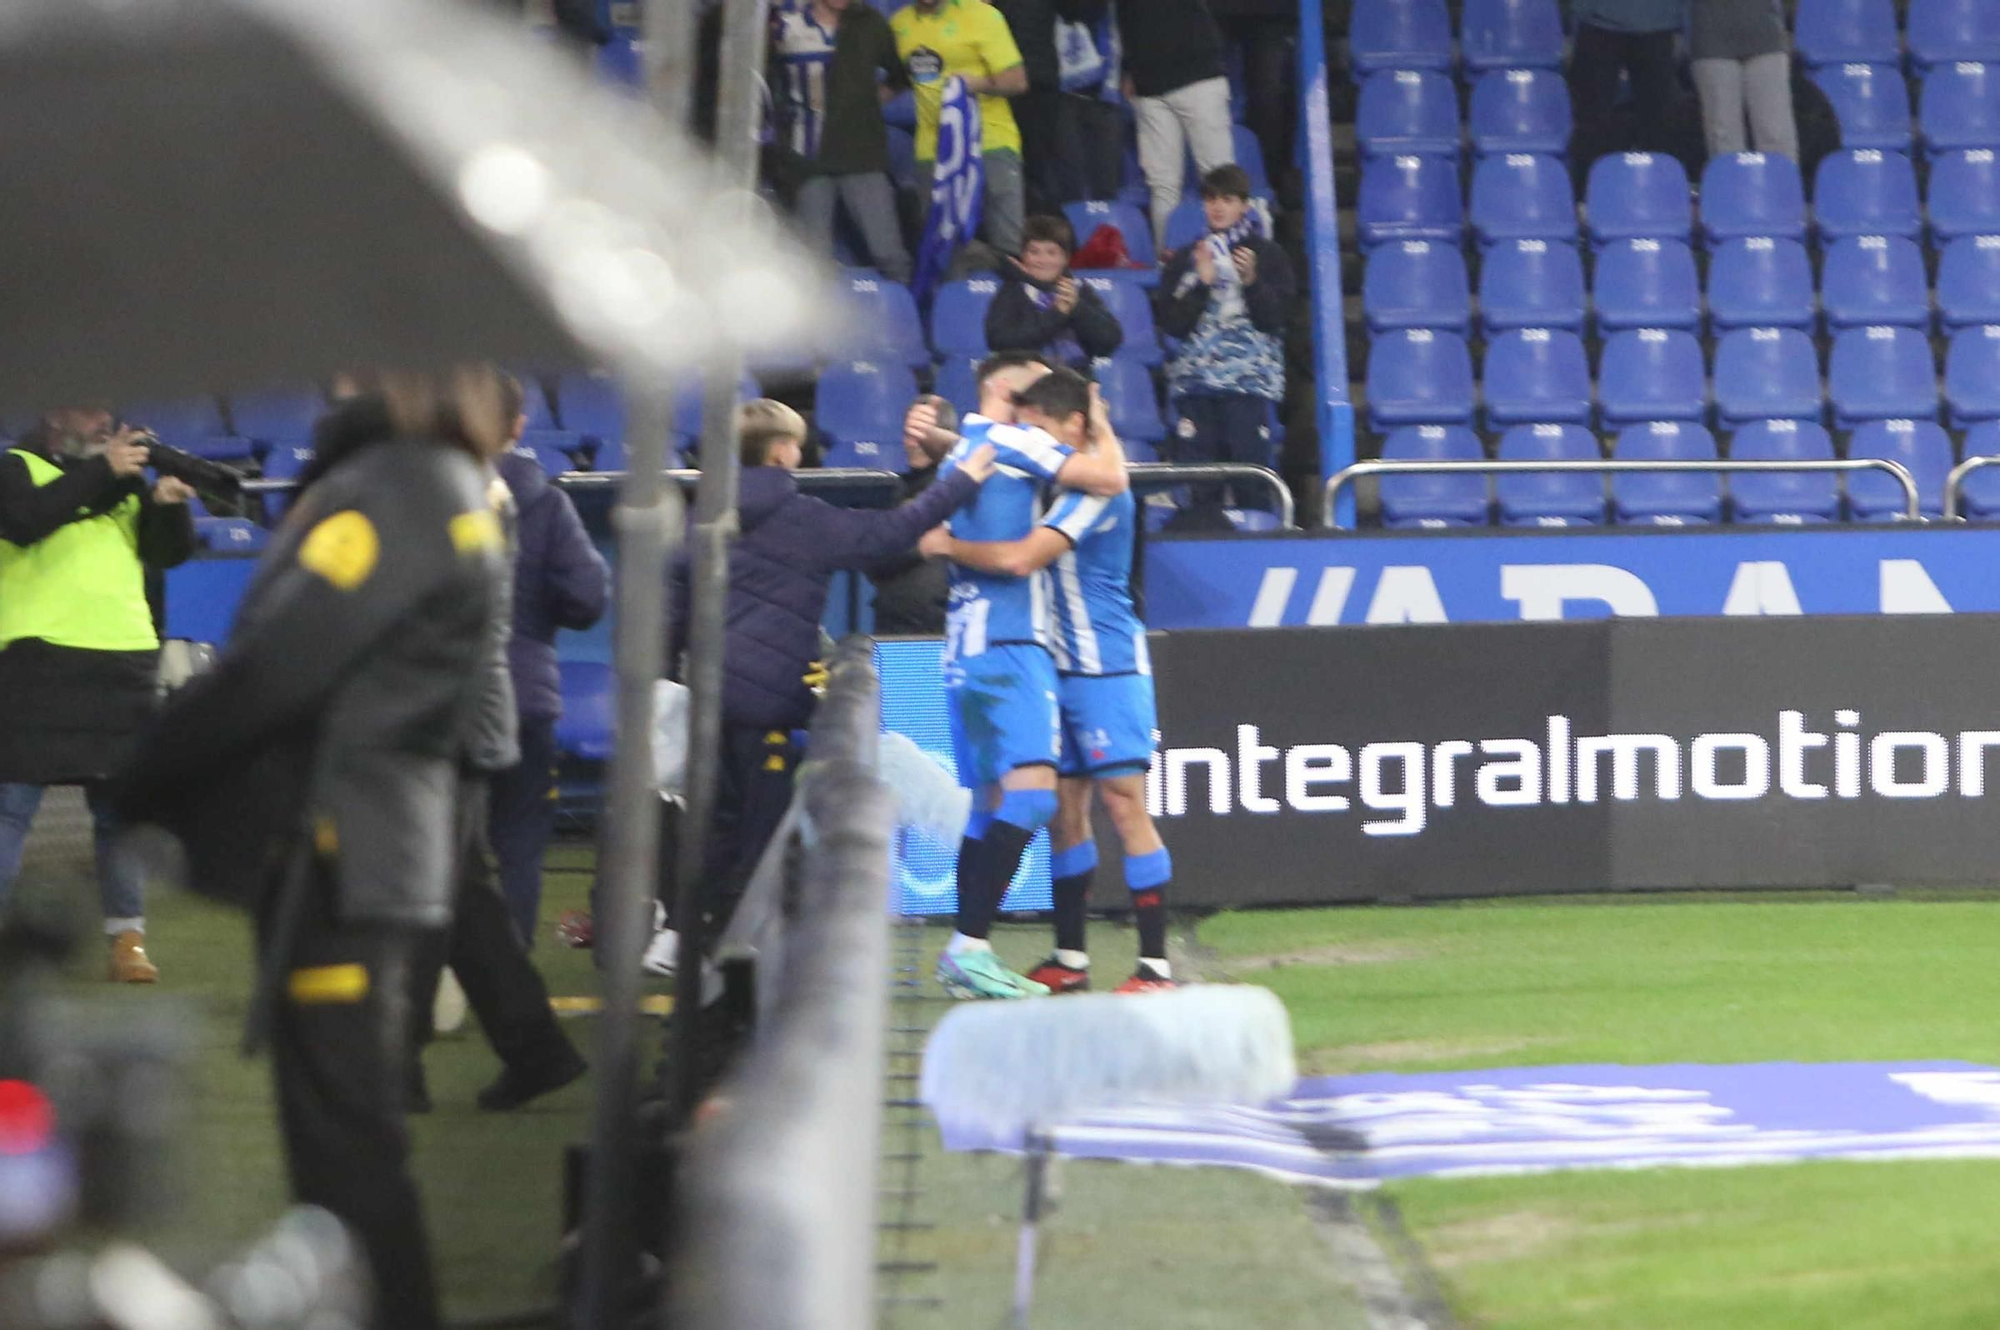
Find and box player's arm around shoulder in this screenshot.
[1051,384,1129,497]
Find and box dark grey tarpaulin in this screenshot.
[0,0,825,409]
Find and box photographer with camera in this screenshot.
[0,407,195,984]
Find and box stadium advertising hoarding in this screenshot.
[1145,615,2000,904]
[1142,526,2000,630]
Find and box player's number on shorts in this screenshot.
[944,599,991,663]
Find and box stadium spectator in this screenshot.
[1689,0,1799,161]
[1155,165,1294,506]
[1209,0,1296,199]
[869,394,964,636]
[992,0,1075,211]
[0,408,195,983]
[1064,0,1233,253]
[1568,0,1688,174]
[771,0,916,283]
[661,401,996,940]
[893,0,1031,257]
[985,213,1124,370]
[120,366,515,1330]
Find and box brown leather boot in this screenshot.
[108,930,159,984]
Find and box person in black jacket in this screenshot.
[868,394,963,636]
[985,213,1124,371]
[1154,165,1294,508]
[119,366,515,1330]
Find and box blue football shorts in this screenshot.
[1057,671,1159,779]
[946,644,1063,790]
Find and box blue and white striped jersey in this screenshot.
[939,414,1073,657]
[771,3,837,160]
[1041,488,1147,677]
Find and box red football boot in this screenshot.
[1024,958,1091,994]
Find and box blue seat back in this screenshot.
[1598,329,1707,426]
[229,385,322,450]
[1080,276,1164,365]
[1469,68,1572,158]
[1946,324,2000,423]
[515,429,582,479]
[1959,420,2000,515]
[1357,154,1464,249]
[1586,152,1693,246]
[1811,62,1914,151]
[1161,196,1209,254]
[1908,0,2000,69]
[1478,238,1585,335]
[816,360,918,443]
[1472,152,1577,248]
[1928,148,2000,244]
[935,357,980,415]
[1830,325,1941,427]
[1364,240,1473,334]
[1729,419,1840,523]
[124,396,225,452]
[1821,234,1933,329]
[930,277,1002,359]
[1065,200,1156,268]
[1813,149,1924,242]
[1092,356,1166,441]
[1939,234,2000,331]
[1919,60,2000,154]
[1379,424,1489,527]
[1482,327,1593,428]
[1495,422,1604,525]
[1349,0,1453,75]
[555,661,616,761]
[822,436,910,472]
[1795,0,1901,67]
[1713,326,1825,426]
[839,272,929,368]
[559,374,626,443]
[194,517,269,553]
[1848,418,1952,516]
[1701,151,1810,244]
[1461,0,1564,71]
[1706,237,1816,332]
[1356,70,1461,159]
[1593,238,1701,333]
[1613,420,1722,524]
[1365,328,1476,430]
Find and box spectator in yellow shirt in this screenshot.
[892,0,1030,257]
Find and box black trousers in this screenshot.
[657,726,799,937]
[262,870,438,1330]
[1216,16,1296,194]
[1569,22,1680,180]
[1170,391,1278,509]
[488,716,560,947]
[412,776,579,1074]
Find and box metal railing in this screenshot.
[1129,462,1295,527]
[1322,458,1924,530]
[1945,455,2000,521]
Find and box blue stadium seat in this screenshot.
[1821,234,1933,330]
[194,517,269,553]
[1471,152,1577,249]
[1713,326,1825,427]
[930,277,1001,359]
[261,442,313,481]
[1495,422,1605,526]
[1793,0,1901,68]
[934,357,980,415]
[228,385,322,452]
[1811,62,1914,152]
[1482,328,1593,429]
[1848,418,1952,518]
[1348,0,1453,77]
[1612,421,1723,525]
[1356,70,1460,160]
[555,661,615,762]
[1093,356,1167,442]
[815,360,917,452]
[1829,325,1942,428]
[822,436,907,471]
[1364,240,1473,335]
[1919,60,2000,157]
[1927,149,2000,244]
[1065,200,1156,268]
[1946,324,2000,423]
[1478,238,1586,335]
[514,429,583,479]
[1958,420,2000,516]
[1700,152,1810,246]
[123,396,227,454]
[1357,154,1464,250]
[1079,276,1164,365]
[1729,419,1841,524]
[1378,425,1490,528]
[670,372,758,443]
[1813,149,1924,243]
[839,272,929,368]
[1229,124,1271,195]
[1586,152,1693,247]
[1938,235,2000,331]
[1161,196,1209,253]
[1706,237,1817,332]
[1597,329,1707,427]
[1469,69,1572,158]
[1907,0,2000,70]
[558,374,625,443]
[1366,328,1476,431]
[1593,238,1701,334]
[1460,0,1564,72]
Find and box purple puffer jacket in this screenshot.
[498,449,610,721]
[669,463,978,730]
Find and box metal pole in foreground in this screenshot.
[644,0,696,126]
[576,381,680,1330]
[666,0,770,1129]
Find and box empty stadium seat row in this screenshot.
[1348,0,1564,78]
[1794,0,2000,71]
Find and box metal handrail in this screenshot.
[1944,454,2000,521]
[1321,458,1923,530]
[1129,462,1295,528]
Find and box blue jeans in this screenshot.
[0,782,146,924]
